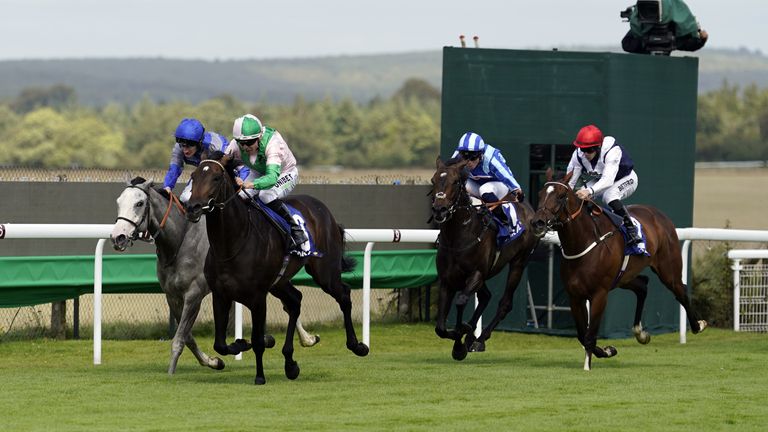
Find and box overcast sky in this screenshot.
[3,0,766,60]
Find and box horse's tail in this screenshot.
[338,224,357,273]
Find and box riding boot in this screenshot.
[609,200,641,245]
[491,206,510,231]
[267,199,308,248]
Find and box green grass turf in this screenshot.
[1,324,766,431]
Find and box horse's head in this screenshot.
[186,151,236,222]
[111,177,154,251]
[531,168,576,237]
[429,156,470,224]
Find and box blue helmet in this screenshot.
[174,118,205,144]
[457,132,486,152]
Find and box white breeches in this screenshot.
[589,170,638,204]
[465,179,511,202]
[238,167,299,204]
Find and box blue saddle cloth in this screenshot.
[600,207,650,257]
[492,203,525,247]
[253,199,323,258]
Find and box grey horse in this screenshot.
[110,177,319,374]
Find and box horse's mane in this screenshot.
[444,156,463,166]
[207,150,239,180]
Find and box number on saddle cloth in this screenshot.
[253,199,322,257]
[600,206,650,257]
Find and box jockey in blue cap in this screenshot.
[163,118,233,202]
[451,132,523,230]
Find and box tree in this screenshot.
[10,84,77,114]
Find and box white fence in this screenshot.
[2,224,768,364]
[728,249,768,332]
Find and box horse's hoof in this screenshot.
[452,343,468,361]
[469,341,486,352]
[635,331,651,345]
[694,320,708,334]
[285,362,300,380]
[603,346,618,357]
[255,376,266,385]
[352,343,369,357]
[211,358,225,370]
[229,338,251,354]
[264,334,276,349]
[300,334,320,347]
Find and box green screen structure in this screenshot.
[441,47,698,337]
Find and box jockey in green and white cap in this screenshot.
[226,114,308,249]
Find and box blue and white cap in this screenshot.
[457,132,486,152]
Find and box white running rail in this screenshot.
[2,224,767,363]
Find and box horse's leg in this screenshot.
[170,288,224,373]
[249,293,269,385]
[306,260,369,356]
[296,318,320,347]
[270,282,302,380]
[434,280,458,340]
[619,275,651,344]
[651,261,708,334]
[450,271,483,361]
[582,289,617,371]
[165,292,187,374]
[472,261,527,352]
[211,291,250,356]
[569,295,591,370]
[454,270,484,336]
[464,283,491,352]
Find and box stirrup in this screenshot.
[625,227,641,245]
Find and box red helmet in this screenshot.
[573,124,604,148]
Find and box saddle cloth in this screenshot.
[601,207,650,257]
[252,199,322,258]
[493,203,525,247]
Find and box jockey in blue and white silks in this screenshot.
[566,124,641,245]
[451,132,523,203]
[163,118,235,203]
[451,132,523,230]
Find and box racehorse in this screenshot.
[531,169,707,370]
[110,177,321,375]
[430,157,540,361]
[185,152,368,385]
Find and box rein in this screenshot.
[199,159,244,212]
[197,159,252,263]
[540,181,614,260]
[160,192,186,229]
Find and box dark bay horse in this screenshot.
[111,177,320,374]
[185,152,368,385]
[430,157,540,361]
[531,169,707,370]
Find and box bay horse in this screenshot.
[430,157,540,361]
[531,169,707,370]
[185,152,368,385]
[111,177,321,374]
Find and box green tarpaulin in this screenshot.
[0,250,437,308]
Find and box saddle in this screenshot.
[478,195,525,247]
[594,205,650,257]
[248,199,322,258]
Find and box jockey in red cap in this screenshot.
[567,124,642,245]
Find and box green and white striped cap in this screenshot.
[232,114,264,140]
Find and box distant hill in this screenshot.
[0,48,765,106]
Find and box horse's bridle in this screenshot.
[115,185,187,245]
[431,172,475,224]
[535,181,585,231]
[115,185,154,244]
[197,159,243,213]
